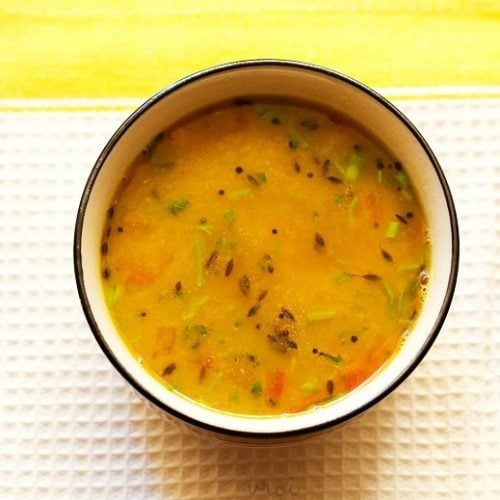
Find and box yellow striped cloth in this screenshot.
[2,0,499,99]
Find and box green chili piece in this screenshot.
[307,309,336,322]
[386,221,400,238]
[228,188,252,200]
[301,381,319,394]
[194,239,204,287]
[104,284,122,306]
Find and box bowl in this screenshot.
[74,60,459,443]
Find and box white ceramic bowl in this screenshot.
[74,60,459,443]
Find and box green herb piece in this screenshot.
[194,239,204,288]
[183,295,209,321]
[397,262,422,272]
[301,381,319,394]
[344,151,364,182]
[348,196,359,216]
[334,160,345,177]
[228,188,252,200]
[345,163,360,182]
[401,188,414,201]
[377,169,383,184]
[382,280,394,307]
[255,106,280,124]
[224,209,236,223]
[183,323,209,349]
[247,172,267,187]
[386,221,400,239]
[250,382,263,397]
[104,284,122,306]
[288,126,308,150]
[196,223,213,235]
[307,309,336,322]
[207,371,223,390]
[168,198,189,215]
[395,171,410,188]
[215,238,237,250]
[315,350,343,364]
[335,272,352,284]
[334,194,345,205]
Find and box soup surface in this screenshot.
[101,100,430,415]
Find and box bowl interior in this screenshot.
[76,61,457,438]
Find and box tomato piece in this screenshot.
[267,370,285,401]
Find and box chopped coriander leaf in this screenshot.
[168,198,189,215]
[250,382,263,397]
[288,126,308,150]
[224,209,236,222]
[247,172,267,187]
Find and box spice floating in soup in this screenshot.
[101,100,430,415]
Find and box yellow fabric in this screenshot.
[1,0,499,98]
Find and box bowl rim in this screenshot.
[74,58,460,440]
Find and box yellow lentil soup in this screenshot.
[100,100,430,416]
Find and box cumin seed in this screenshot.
[174,281,182,295]
[239,275,250,295]
[363,273,381,281]
[225,259,234,277]
[205,251,219,269]
[280,308,295,322]
[257,290,268,302]
[327,176,343,184]
[247,303,260,317]
[293,160,301,173]
[395,214,408,224]
[327,380,334,395]
[314,232,325,251]
[380,248,393,262]
[247,174,259,186]
[162,363,176,376]
[100,242,108,256]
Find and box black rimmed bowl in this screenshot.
[74,60,459,444]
